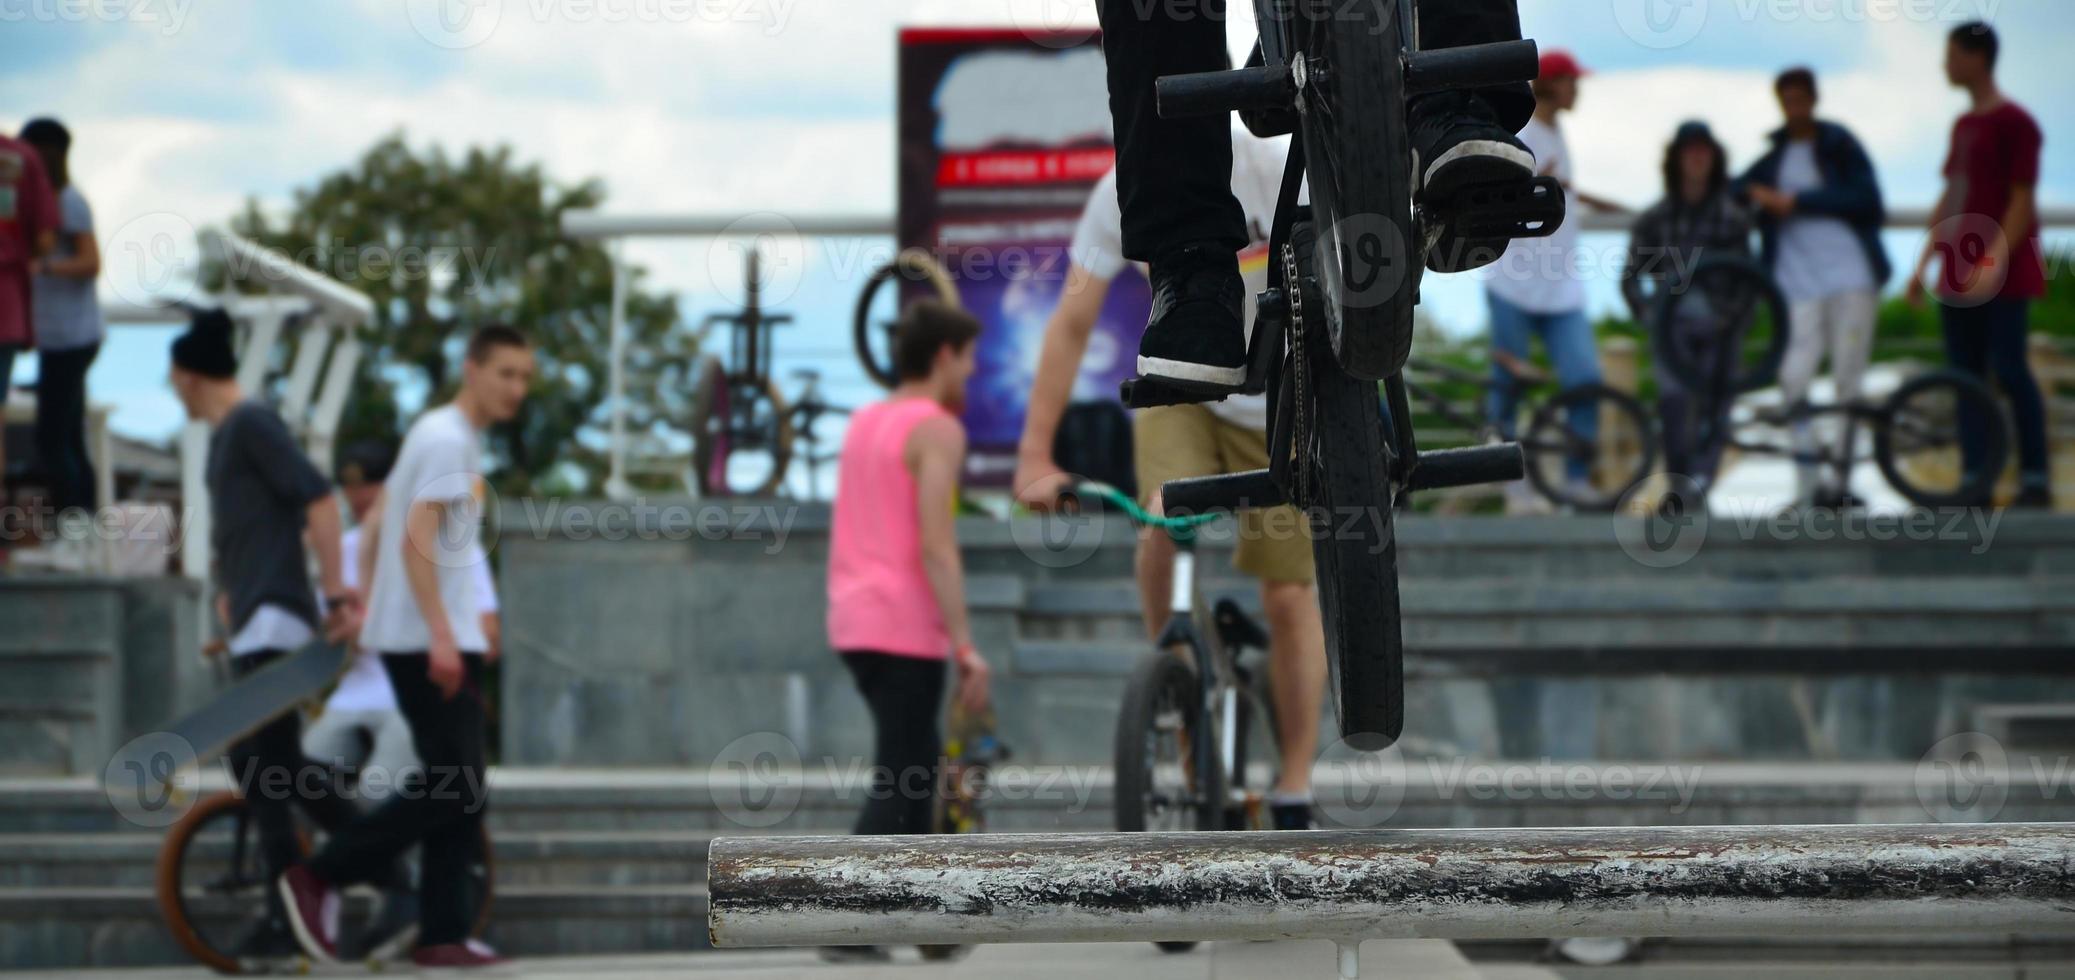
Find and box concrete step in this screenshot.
[0,883,712,970]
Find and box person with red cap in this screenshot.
[1482,50,1626,514]
[1095,0,1546,396]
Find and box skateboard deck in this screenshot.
[107,639,348,790]
[936,704,1008,835]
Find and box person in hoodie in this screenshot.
[1737,68,1891,510]
[1622,121,1755,502]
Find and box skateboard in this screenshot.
[107,639,349,794]
[920,703,1010,962]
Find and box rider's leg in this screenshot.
[1412,0,1538,273]
[227,651,313,928]
[1260,578,1323,799]
[1098,0,1250,390]
[1543,307,1604,485]
[1132,405,1223,643]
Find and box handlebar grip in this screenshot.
[1405,444,1525,493]
[1404,40,1540,97]
[1157,65,1297,120]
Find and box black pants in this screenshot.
[1656,315,1733,487]
[35,343,97,517]
[1942,298,2051,489]
[309,653,488,947]
[1099,0,1531,261]
[227,650,406,924]
[841,652,947,836]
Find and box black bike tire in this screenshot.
[1650,255,1791,396]
[852,249,960,389]
[687,356,730,496]
[1291,221,1406,745]
[1291,0,1418,381]
[1875,369,2012,508]
[1113,650,1210,835]
[692,373,795,499]
[1522,383,1660,512]
[157,790,281,974]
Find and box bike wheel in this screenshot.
[156,791,306,974]
[1651,256,1790,396]
[1224,664,1280,831]
[1290,0,1418,381]
[1114,650,1210,835]
[1290,221,1405,745]
[690,363,795,498]
[1522,383,1659,512]
[1875,369,2011,508]
[853,249,960,389]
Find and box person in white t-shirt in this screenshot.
[303,444,503,800]
[1014,125,1327,831]
[1481,52,1626,508]
[280,325,533,970]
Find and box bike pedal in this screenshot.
[1119,376,1232,409]
[1427,175,1566,241]
[1162,468,1289,515]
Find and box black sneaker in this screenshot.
[818,946,893,964]
[2014,486,2055,510]
[1136,243,1248,395]
[232,916,307,970]
[1270,800,1318,831]
[359,887,421,962]
[1411,92,1536,274]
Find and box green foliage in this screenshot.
[219,134,693,495]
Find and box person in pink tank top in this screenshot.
[824,303,990,963]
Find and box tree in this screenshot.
[223,133,696,495]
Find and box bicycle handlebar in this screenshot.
[1063,482,1224,534]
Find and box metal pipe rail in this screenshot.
[709,823,2075,948]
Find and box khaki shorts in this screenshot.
[1134,405,1316,585]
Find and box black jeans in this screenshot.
[1942,298,2051,490]
[309,653,488,947]
[841,652,948,836]
[227,650,405,924]
[35,343,97,517]
[1098,0,1531,261]
[1655,315,1733,487]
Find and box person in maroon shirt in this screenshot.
[1907,21,2053,508]
[0,132,61,504]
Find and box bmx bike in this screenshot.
[154,651,494,973]
[1649,256,2009,508]
[1403,354,1657,512]
[1065,483,1278,955]
[689,248,853,499]
[1123,0,1564,743]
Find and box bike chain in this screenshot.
[1283,238,1316,512]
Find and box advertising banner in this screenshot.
[897,27,1149,485]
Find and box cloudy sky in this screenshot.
[4,0,2072,441]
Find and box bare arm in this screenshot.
[357,491,385,600]
[402,498,455,649]
[1908,179,1959,303]
[36,230,98,279]
[912,416,973,653]
[1013,264,1112,504]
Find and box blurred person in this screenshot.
[1737,70,1890,510]
[0,126,59,507]
[22,118,103,521]
[279,325,534,970]
[1013,124,1327,832]
[1623,121,1755,499]
[1483,51,1622,513]
[1099,0,1544,392]
[1907,21,2052,508]
[821,301,991,965]
[169,308,375,961]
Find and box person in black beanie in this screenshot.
[170,307,383,962]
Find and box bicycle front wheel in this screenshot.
[1291,0,1418,381]
[1523,383,1658,512]
[156,791,306,974]
[1876,369,2011,508]
[1291,222,1406,745]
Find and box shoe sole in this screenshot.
[1420,140,1535,198]
[1134,355,1247,392]
[274,877,338,965]
[366,922,421,963]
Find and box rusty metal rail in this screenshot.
[709,823,2075,948]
